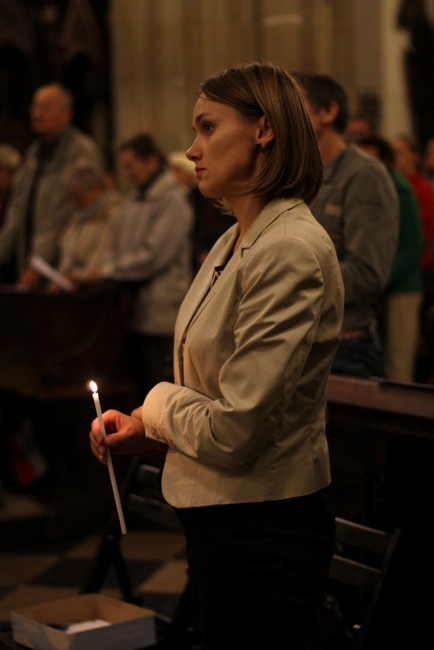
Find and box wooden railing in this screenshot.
[325,372,434,531]
[0,288,134,401]
[326,373,434,445]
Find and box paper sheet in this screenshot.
[29,256,74,291]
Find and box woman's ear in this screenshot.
[256,115,274,149]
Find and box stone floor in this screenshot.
[0,463,200,649]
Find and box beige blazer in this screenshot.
[143,198,344,508]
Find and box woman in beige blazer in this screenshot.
[91,62,344,649]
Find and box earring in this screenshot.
[255,143,262,151]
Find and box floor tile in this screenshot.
[0,585,77,622]
[0,555,58,586]
[0,519,188,636]
[119,530,186,561]
[0,494,48,523]
[139,560,188,594]
[28,557,161,590]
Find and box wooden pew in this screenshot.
[325,373,434,526]
[0,288,134,401]
[325,373,434,647]
[326,373,434,443]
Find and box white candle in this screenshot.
[89,380,127,535]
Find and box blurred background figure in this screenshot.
[347,113,377,144]
[168,149,234,273]
[168,150,200,203]
[168,150,210,272]
[49,160,121,291]
[422,136,434,188]
[391,135,434,272]
[0,84,102,290]
[392,134,434,382]
[294,71,399,378]
[0,144,21,230]
[0,144,22,284]
[193,202,235,271]
[112,134,193,399]
[358,136,424,382]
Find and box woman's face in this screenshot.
[186,95,261,200]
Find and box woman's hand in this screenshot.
[89,408,149,464]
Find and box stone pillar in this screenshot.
[109,0,261,154]
[378,0,412,138]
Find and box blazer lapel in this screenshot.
[173,225,238,383]
[173,198,304,383]
[178,227,237,325]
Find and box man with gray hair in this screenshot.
[0,84,102,289]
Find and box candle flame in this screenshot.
[89,380,98,393]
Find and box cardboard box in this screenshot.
[11,593,156,650]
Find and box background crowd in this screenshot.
[0,72,434,497]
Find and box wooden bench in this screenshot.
[325,373,434,648]
[326,373,434,444]
[325,373,434,522]
[0,288,134,402]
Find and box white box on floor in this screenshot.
[10,593,156,650]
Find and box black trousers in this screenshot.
[176,492,335,650]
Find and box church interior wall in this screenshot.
[108,0,413,160]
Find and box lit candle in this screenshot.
[88,380,127,535]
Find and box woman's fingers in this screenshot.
[89,408,147,463]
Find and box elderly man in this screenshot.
[0,84,101,290]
